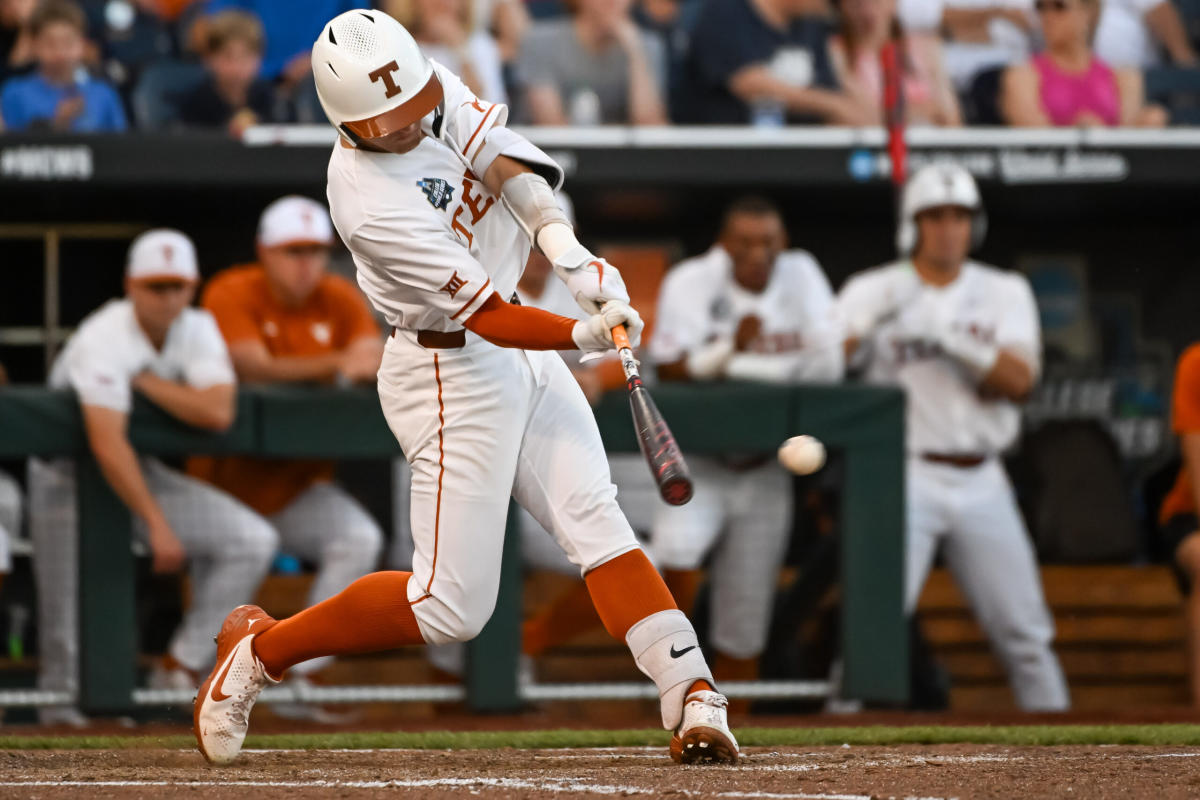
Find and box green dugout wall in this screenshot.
[0,383,906,713]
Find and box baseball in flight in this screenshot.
[778,435,826,475]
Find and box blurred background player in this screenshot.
[838,164,1069,711]
[188,195,384,711]
[648,195,843,690]
[1157,342,1200,707]
[0,362,18,596]
[28,229,278,726]
[0,0,125,132]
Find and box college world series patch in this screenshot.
[418,178,454,210]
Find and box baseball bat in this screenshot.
[881,19,908,204]
[611,324,693,506]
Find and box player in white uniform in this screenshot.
[195,9,737,766]
[648,196,843,684]
[0,469,19,585]
[29,230,279,726]
[837,164,1069,711]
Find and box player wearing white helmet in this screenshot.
[194,9,737,766]
[837,163,1070,711]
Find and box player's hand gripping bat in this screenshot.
[610,323,693,506]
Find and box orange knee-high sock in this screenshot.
[253,571,424,678]
[661,569,703,616]
[584,551,713,697]
[714,652,758,713]
[522,581,603,657]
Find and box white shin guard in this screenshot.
[625,609,714,730]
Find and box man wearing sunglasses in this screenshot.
[29,229,279,726]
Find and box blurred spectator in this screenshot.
[29,229,277,726]
[384,0,506,103]
[187,196,384,704]
[676,0,865,125]
[1094,0,1197,69]
[178,8,276,135]
[0,0,127,132]
[196,0,366,85]
[1158,344,1200,706]
[0,0,36,79]
[838,164,1069,711]
[473,0,527,64]
[82,0,177,91]
[899,0,1033,92]
[830,0,963,126]
[1000,0,1167,126]
[516,0,667,125]
[650,196,843,689]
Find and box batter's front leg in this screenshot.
[512,352,738,763]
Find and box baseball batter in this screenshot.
[648,196,844,683]
[30,229,279,726]
[195,8,737,766]
[837,163,1069,711]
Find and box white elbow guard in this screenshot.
[500,172,572,254]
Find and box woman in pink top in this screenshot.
[1001,0,1166,126]
[828,0,962,126]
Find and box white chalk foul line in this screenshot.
[0,778,952,800]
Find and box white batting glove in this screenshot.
[571,300,643,355]
[553,244,630,315]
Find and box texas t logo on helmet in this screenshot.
[368,60,403,99]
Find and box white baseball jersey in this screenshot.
[838,259,1041,455]
[49,299,235,410]
[327,60,563,335]
[649,245,843,382]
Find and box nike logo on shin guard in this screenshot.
[669,644,697,659]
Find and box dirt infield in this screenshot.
[3,744,1198,799]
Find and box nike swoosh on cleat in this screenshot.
[669,644,697,659]
[210,648,239,702]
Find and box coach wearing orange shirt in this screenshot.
[189,195,385,696]
[1161,343,1200,707]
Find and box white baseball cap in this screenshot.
[258,195,334,248]
[126,229,199,283]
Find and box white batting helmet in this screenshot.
[896,163,987,255]
[311,9,443,143]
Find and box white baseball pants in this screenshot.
[268,481,384,675]
[649,458,792,660]
[28,457,278,696]
[378,331,641,646]
[906,456,1070,711]
[0,469,20,574]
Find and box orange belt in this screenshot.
[391,328,467,349]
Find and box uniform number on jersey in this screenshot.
[450,170,495,248]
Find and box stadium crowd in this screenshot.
[1,0,1199,133]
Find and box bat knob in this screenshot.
[661,477,693,506]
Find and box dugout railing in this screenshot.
[0,383,906,714]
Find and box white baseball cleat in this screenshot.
[193,604,279,765]
[669,690,740,764]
